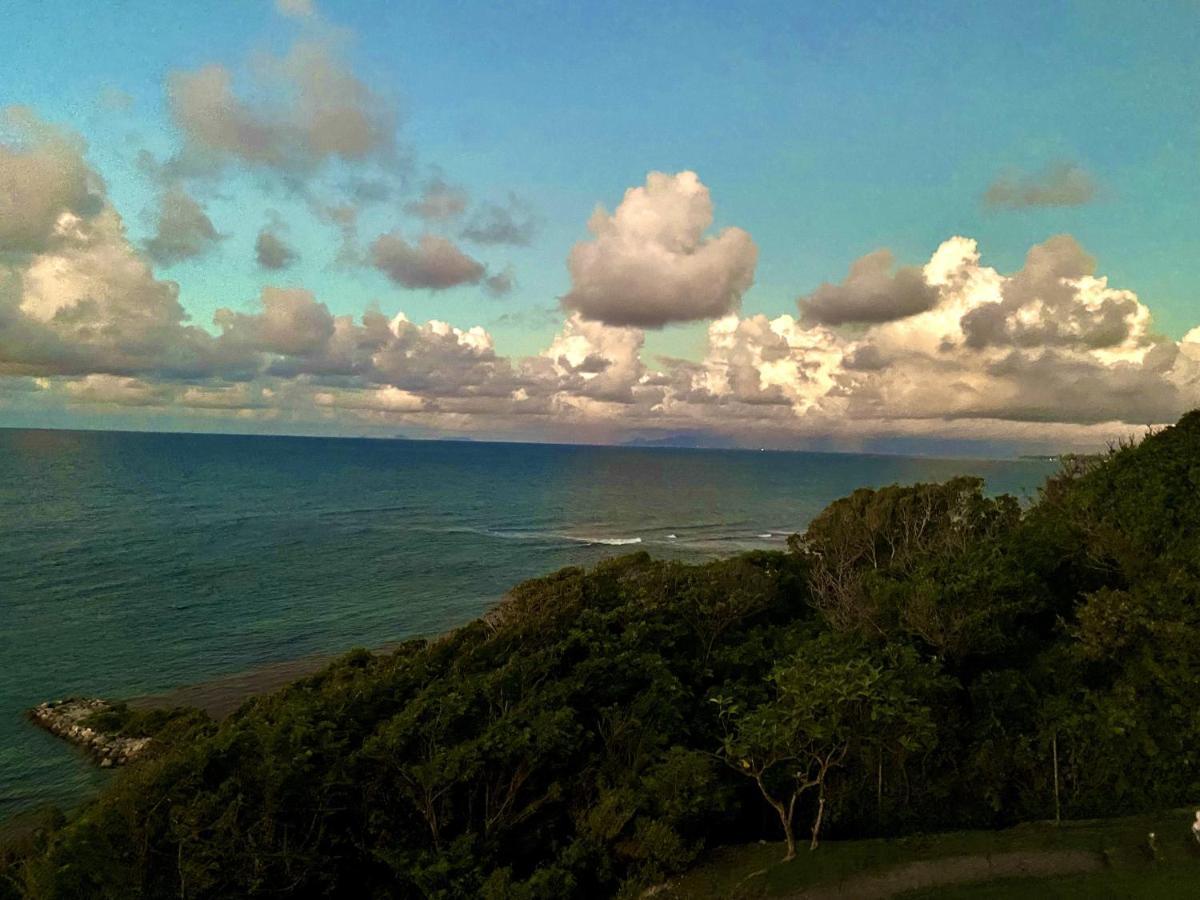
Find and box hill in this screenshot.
[5,412,1200,898]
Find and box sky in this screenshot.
[1,0,1198,454]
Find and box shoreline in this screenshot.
[126,642,405,720]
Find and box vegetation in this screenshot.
[78,703,211,743]
[5,411,1200,898]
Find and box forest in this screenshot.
[4,411,1200,899]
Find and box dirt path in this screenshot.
[784,849,1104,899]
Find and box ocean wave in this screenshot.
[470,528,643,547]
[565,536,642,546]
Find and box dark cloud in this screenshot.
[255,224,297,270]
[798,249,939,326]
[984,162,1096,209]
[369,232,486,290]
[144,187,223,265]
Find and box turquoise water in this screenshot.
[0,428,1058,818]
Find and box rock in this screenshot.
[26,697,152,768]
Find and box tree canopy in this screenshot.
[7,411,1200,898]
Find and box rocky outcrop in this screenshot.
[28,698,151,767]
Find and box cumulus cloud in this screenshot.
[543,314,646,403]
[562,171,757,328]
[214,287,335,357]
[371,313,523,398]
[166,40,397,174]
[143,187,223,265]
[460,194,538,246]
[2,115,1196,449]
[405,176,468,222]
[958,235,1149,353]
[0,106,100,255]
[798,249,940,326]
[984,162,1097,209]
[0,117,219,380]
[369,232,486,290]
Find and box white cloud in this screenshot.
[543,314,646,403]
[561,171,758,327]
[2,115,1196,450]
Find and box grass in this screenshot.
[664,809,1200,898]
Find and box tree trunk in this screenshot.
[1052,731,1061,826]
[876,755,883,824]
[810,783,827,850]
[754,775,797,861]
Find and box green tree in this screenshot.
[715,637,936,859]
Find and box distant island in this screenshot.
[5,412,1200,898]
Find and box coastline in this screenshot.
[125,637,430,720]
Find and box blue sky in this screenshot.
[1,0,1198,450]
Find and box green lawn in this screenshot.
[664,810,1200,899]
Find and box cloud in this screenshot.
[460,194,538,246]
[798,249,940,326]
[543,314,646,403]
[958,235,1149,353]
[0,107,101,255]
[369,232,486,290]
[684,314,847,411]
[63,374,170,407]
[405,175,468,222]
[984,162,1097,209]
[484,268,515,297]
[166,40,397,174]
[214,287,335,357]
[371,313,523,398]
[0,117,218,380]
[255,220,298,269]
[2,121,1196,449]
[561,171,757,328]
[144,187,223,265]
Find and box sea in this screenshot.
[0,427,1059,819]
